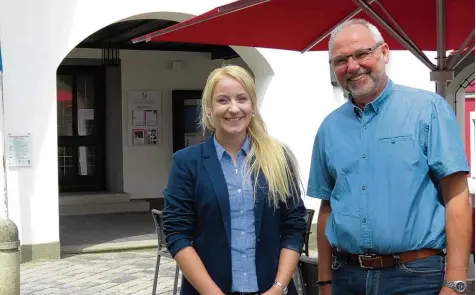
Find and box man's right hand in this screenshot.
[319,284,332,295]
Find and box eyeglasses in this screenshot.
[329,42,383,69]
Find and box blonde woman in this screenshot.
[162,65,307,295]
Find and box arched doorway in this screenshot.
[56,14,273,253]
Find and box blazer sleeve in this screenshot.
[279,150,308,254]
[280,193,307,253]
[162,149,196,257]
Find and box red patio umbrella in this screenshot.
[132,0,475,97]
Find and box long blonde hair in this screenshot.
[200,65,302,208]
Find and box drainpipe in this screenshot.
[0,46,20,295]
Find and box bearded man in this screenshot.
[307,19,473,295]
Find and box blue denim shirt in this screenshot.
[307,80,469,255]
[214,136,259,292]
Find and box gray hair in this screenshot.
[328,19,384,52]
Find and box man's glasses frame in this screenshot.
[329,42,384,69]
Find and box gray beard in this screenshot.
[347,72,382,99]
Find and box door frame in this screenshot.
[57,65,107,192]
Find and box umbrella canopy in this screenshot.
[132,0,475,97]
[133,0,473,53]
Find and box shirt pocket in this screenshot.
[376,134,420,170]
[377,135,413,144]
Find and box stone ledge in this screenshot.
[59,200,150,216]
[20,242,60,263]
[61,239,157,254]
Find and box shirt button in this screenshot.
[362,218,367,223]
[240,210,244,214]
[243,272,247,276]
[242,254,246,258]
[364,126,368,130]
[362,186,366,190]
[238,189,242,193]
[362,154,366,158]
[241,231,245,235]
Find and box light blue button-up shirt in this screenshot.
[214,136,259,292]
[307,79,469,255]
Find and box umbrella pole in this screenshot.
[433,72,453,98]
[434,0,451,98]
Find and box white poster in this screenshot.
[7,133,32,167]
[146,128,158,145]
[78,109,94,121]
[132,129,145,145]
[132,110,145,126]
[127,91,162,146]
[145,110,158,126]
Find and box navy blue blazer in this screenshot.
[162,136,307,295]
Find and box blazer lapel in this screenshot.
[254,170,268,240]
[202,137,231,245]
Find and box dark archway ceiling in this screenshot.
[77,19,239,60]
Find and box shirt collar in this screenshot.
[213,134,251,160]
[350,79,394,114]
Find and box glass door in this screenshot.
[172,90,206,153]
[57,66,106,192]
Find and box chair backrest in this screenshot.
[304,209,315,233]
[298,255,318,295]
[151,209,167,247]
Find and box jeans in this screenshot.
[331,253,445,295]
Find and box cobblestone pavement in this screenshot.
[19,239,475,295]
[20,250,181,295]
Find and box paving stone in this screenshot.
[109,275,138,284]
[21,250,181,295]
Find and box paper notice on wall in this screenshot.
[146,128,158,145]
[145,110,158,126]
[127,91,162,146]
[78,109,94,121]
[132,129,145,145]
[132,110,145,126]
[7,133,32,167]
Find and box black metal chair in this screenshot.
[302,209,315,256]
[297,255,319,295]
[151,209,180,295]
